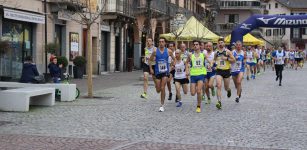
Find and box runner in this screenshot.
[141,38,156,99]
[256,45,262,75]
[299,49,305,69]
[167,42,176,101]
[294,48,300,70]
[204,42,216,104]
[272,47,285,86]
[174,49,189,107]
[214,39,236,109]
[259,46,266,72]
[284,48,290,68]
[266,48,272,67]
[246,46,257,80]
[149,37,176,112]
[289,49,295,69]
[186,40,210,113]
[231,41,245,103]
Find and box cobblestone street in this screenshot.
[0,67,306,150]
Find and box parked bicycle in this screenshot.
[55,73,80,99]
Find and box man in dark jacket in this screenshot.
[20,56,39,83]
[48,56,62,83]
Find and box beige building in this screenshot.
[0,0,100,80]
[0,0,207,80]
[214,0,264,37]
[132,0,205,69]
[262,0,307,49]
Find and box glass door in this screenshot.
[1,20,32,79]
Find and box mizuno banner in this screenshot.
[230,14,307,46]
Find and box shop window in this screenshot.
[266,29,272,36]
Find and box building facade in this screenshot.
[262,0,307,49]
[214,0,264,37]
[0,0,207,80]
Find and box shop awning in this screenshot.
[4,8,45,24]
[160,16,220,42]
[224,33,264,46]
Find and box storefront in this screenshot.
[0,8,44,80]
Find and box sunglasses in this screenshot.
[194,44,199,45]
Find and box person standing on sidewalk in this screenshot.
[272,47,285,86]
[141,38,156,99]
[149,37,176,112]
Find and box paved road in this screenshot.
[0,66,306,150]
[70,71,141,95]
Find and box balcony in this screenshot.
[133,0,167,15]
[102,0,134,19]
[219,0,262,12]
[214,23,238,36]
[49,0,87,8]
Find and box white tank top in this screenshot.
[174,60,186,79]
[246,51,253,63]
[205,51,215,72]
[275,50,284,65]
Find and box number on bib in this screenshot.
[194,58,202,68]
[158,62,167,73]
[235,61,242,70]
[219,60,225,67]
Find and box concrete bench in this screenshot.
[0,82,76,102]
[0,87,55,112]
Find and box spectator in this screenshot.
[48,56,63,83]
[19,56,39,83]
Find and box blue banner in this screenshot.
[230,14,307,46]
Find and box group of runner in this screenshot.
[140,37,305,112]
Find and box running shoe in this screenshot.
[196,106,201,113]
[176,101,182,107]
[235,97,240,103]
[279,83,282,86]
[202,95,206,101]
[211,87,216,97]
[227,89,231,98]
[159,106,164,112]
[175,95,179,103]
[216,101,222,109]
[205,98,211,104]
[140,93,147,99]
[168,93,172,101]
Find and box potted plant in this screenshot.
[73,56,86,79]
[45,43,59,55]
[0,40,11,81]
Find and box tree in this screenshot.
[56,0,105,98]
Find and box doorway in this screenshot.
[115,35,120,71]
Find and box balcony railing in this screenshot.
[219,0,262,10]
[133,0,167,15]
[49,0,87,7]
[103,0,134,17]
[214,23,238,36]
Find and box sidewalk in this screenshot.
[70,71,143,95]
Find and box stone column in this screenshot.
[133,16,146,69]
[109,22,115,72]
[151,18,157,40]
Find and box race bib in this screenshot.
[277,57,283,64]
[176,68,183,73]
[194,58,202,68]
[145,57,149,64]
[206,63,212,72]
[219,60,225,68]
[158,61,167,73]
[235,61,242,70]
